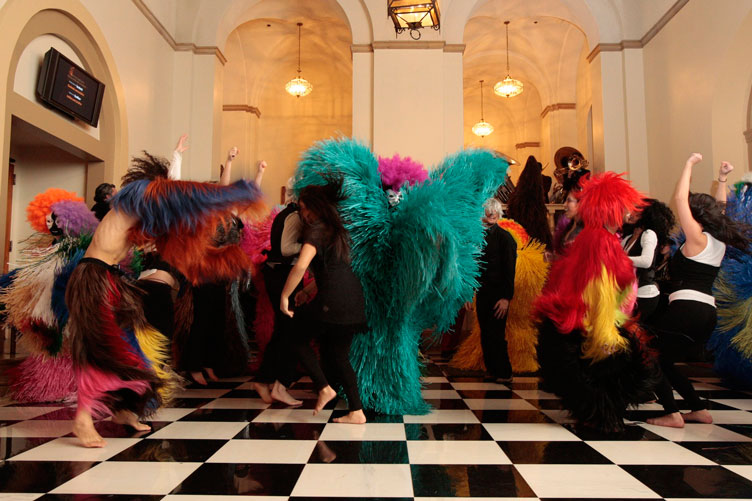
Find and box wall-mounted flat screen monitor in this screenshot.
[36,47,105,127]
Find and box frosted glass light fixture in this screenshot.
[285,22,313,98]
[494,21,523,98]
[472,80,494,138]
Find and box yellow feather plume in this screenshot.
[580,265,631,362]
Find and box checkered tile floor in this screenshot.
[2,354,752,499]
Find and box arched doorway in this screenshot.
[219,0,354,202]
[462,4,589,185]
[0,2,128,270]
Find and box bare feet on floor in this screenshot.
[271,381,303,407]
[682,409,713,424]
[191,371,207,386]
[647,411,684,428]
[73,413,106,448]
[313,386,337,415]
[333,409,367,424]
[253,382,273,404]
[112,410,151,431]
[204,367,220,382]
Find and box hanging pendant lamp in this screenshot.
[285,22,313,98]
[472,80,494,137]
[494,21,523,98]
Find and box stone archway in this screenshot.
[0,0,128,265]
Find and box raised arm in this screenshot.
[169,134,188,180]
[714,161,734,203]
[219,147,238,186]
[674,153,707,256]
[254,160,267,187]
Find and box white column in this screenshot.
[352,49,373,146]
[589,49,650,192]
[443,49,464,156]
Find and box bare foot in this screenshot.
[682,409,713,424]
[647,412,684,428]
[271,381,303,407]
[333,409,367,424]
[313,386,337,416]
[73,411,106,448]
[112,410,151,431]
[191,371,207,386]
[204,367,220,382]
[253,382,273,404]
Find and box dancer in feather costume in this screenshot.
[67,152,263,447]
[450,217,549,374]
[2,190,100,403]
[292,139,508,414]
[707,165,752,388]
[534,172,659,432]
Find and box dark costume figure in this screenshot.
[476,199,516,381]
[91,183,116,221]
[535,172,658,432]
[506,155,552,249]
[280,178,369,423]
[621,199,676,320]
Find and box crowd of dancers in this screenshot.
[2,135,751,448]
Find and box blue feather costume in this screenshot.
[707,183,752,388]
[294,138,508,414]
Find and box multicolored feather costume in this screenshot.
[293,138,508,414]
[534,172,659,432]
[450,219,549,373]
[110,177,264,285]
[707,183,752,387]
[1,197,100,402]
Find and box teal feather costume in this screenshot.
[294,138,508,414]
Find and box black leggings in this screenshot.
[138,280,174,340]
[294,322,365,412]
[256,265,302,386]
[477,295,512,379]
[653,299,717,414]
[180,282,226,372]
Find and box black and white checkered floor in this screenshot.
[2,354,752,500]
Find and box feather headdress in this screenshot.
[26,188,83,233]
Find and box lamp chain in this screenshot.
[480,80,485,120]
[297,22,302,75]
[505,20,510,73]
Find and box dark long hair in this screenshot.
[506,155,552,248]
[689,192,752,252]
[299,176,350,261]
[636,198,676,247]
[121,152,169,186]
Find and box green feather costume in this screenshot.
[294,138,508,414]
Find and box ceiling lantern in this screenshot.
[388,0,440,40]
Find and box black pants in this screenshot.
[180,282,227,372]
[477,295,512,379]
[636,295,660,322]
[138,280,174,340]
[294,322,365,412]
[256,264,303,386]
[653,299,717,414]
